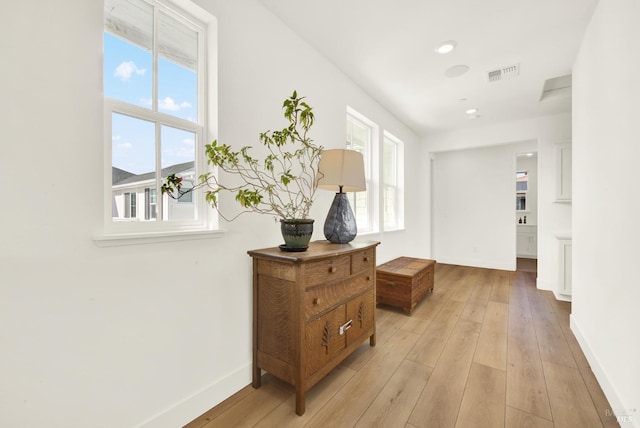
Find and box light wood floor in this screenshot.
[186,264,619,428]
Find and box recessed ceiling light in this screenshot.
[526,153,534,157]
[465,108,478,115]
[444,64,469,78]
[435,40,457,54]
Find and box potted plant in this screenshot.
[162,91,323,251]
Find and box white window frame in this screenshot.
[382,131,404,231]
[346,107,379,234]
[98,0,220,245]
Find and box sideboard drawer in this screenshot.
[304,255,350,287]
[305,272,373,319]
[351,249,374,274]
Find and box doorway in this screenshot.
[515,152,538,271]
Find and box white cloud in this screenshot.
[114,61,146,81]
[175,147,195,158]
[162,138,195,162]
[116,142,132,150]
[159,96,192,111]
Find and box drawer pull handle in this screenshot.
[363,257,369,262]
[329,266,336,273]
[313,297,320,305]
[366,276,371,281]
[339,319,353,335]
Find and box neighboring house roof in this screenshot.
[112,166,136,185]
[112,161,195,186]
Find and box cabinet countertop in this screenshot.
[247,240,380,262]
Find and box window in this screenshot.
[145,188,157,220]
[383,132,404,230]
[346,108,378,234]
[124,192,137,218]
[103,0,214,236]
[516,171,528,211]
[344,108,404,234]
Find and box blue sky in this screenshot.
[104,33,197,175]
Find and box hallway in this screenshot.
[187,264,618,427]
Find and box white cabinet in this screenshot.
[517,225,537,258]
[555,142,572,202]
[558,238,572,296]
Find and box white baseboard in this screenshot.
[135,363,252,428]
[570,316,639,428]
[536,279,572,301]
[551,290,572,302]
[536,278,552,291]
[435,256,515,271]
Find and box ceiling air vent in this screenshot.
[487,64,520,82]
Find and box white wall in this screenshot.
[572,0,640,424]
[0,1,424,427]
[426,115,571,286]
[431,142,535,270]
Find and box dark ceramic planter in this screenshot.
[280,219,314,252]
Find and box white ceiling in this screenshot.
[258,0,599,136]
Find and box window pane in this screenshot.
[145,188,157,220]
[104,0,153,108]
[347,114,371,232]
[111,113,156,221]
[384,186,397,229]
[161,125,196,220]
[124,193,131,218]
[112,113,156,175]
[347,120,368,156]
[383,140,397,185]
[158,11,198,122]
[383,137,399,229]
[130,192,137,218]
[347,193,369,230]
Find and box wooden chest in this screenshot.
[376,257,435,314]
[248,240,379,415]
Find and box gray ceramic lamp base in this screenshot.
[324,192,358,244]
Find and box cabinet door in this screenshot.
[517,232,533,257]
[559,241,572,295]
[555,142,572,201]
[345,288,375,347]
[304,307,346,378]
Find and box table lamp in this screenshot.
[317,149,366,243]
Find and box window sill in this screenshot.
[93,228,225,247]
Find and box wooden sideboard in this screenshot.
[248,240,379,415]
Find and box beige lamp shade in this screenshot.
[317,149,366,193]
